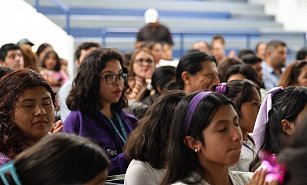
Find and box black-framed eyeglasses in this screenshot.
[135,58,154,65]
[100,73,128,84]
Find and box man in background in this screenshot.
[58,42,100,121]
[0,43,23,70]
[136,8,173,49]
[262,40,287,90]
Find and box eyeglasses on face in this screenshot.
[99,73,128,84]
[134,58,154,65]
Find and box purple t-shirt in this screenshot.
[62,110,138,175]
[0,152,11,167]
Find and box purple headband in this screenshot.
[186,91,212,134]
[253,86,284,152]
[215,82,227,94]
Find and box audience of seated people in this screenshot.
[2,29,307,185]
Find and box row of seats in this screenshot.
[25,0,306,59]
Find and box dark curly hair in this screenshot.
[66,48,131,114]
[0,69,55,159]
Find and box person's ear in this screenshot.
[184,136,201,152]
[281,119,295,135]
[182,71,190,85]
[75,60,81,67]
[157,85,163,94]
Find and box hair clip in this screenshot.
[253,86,284,152]
[260,151,286,183]
[215,83,227,94]
[0,161,22,185]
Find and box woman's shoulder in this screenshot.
[63,110,84,132]
[125,159,166,185]
[65,110,82,121]
[127,159,164,173]
[170,173,207,185]
[127,159,153,173]
[118,111,138,125]
[229,170,253,184]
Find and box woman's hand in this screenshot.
[50,120,64,133]
[247,168,278,185]
[127,81,146,100]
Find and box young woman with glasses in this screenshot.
[63,48,138,176]
[127,48,155,101]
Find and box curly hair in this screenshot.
[66,48,131,114]
[0,69,55,159]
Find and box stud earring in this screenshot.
[194,149,198,152]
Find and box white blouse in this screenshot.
[171,170,253,185]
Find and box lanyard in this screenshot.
[243,139,255,153]
[243,142,254,152]
[107,112,128,144]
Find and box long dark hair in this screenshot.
[66,48,131,114]
[250,86,307,171]
[124,90,185,169]
[0,69,55,159]
[161,92,234,185]
[14,133,110,185]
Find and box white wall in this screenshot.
[0,0,75,76]
[273,0,307,32]
[250,0,307,32]
[248,0,264,5]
